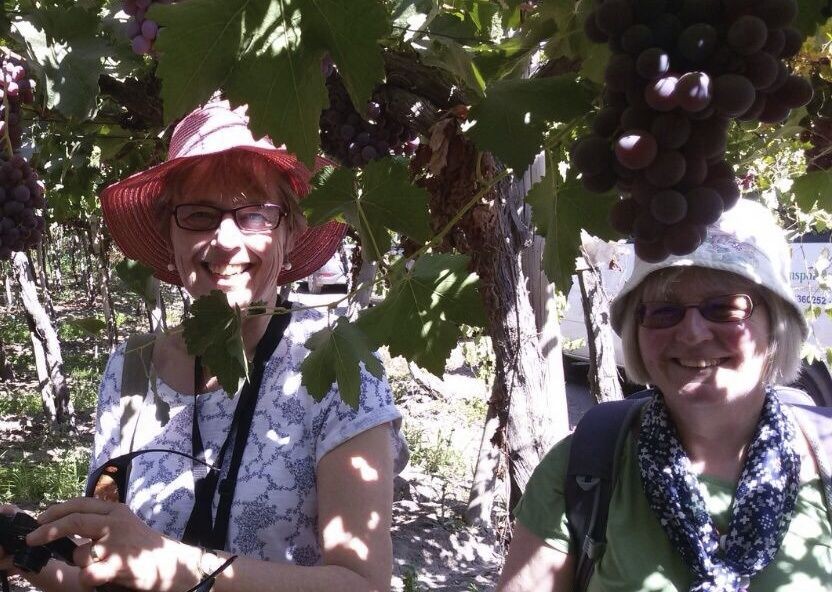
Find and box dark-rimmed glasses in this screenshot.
[173,204,286,232]
[637,294,754,329]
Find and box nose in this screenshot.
[213,213,244,249]
[674,307,714,345]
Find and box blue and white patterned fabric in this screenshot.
[637,388,801,592]
[88,307,408,566]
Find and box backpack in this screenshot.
[564,387,832,592]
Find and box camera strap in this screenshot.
[182,305,292,550]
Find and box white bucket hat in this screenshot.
[610,198,809,339]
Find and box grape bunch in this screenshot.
[573,0,813,262]
[319,69,419,168]
[0,54,45,259]
[122,0,174,56]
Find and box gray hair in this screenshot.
[619,267,804,386]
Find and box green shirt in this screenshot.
[514,433,832,591]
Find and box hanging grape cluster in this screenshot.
[122,0,173,56]
[0,53,45,260]
[319,68,418,168]
[573,0,812,262]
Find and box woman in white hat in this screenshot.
[497,199,832,591]
[0,101,407,591]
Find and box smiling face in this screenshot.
[161,152,306,309]
[637,268,771,405]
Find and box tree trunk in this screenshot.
[89,218,118,348]
[0,334,14,381]
[415,120,557,513]
[178,286,192,317]
[146,276,166,333]
[464,401,501,526]
[348,250,377,318]
[576,253,622,403]
[4,273,14,307]
[81,230,97,305]
[29,248,55,320]
[11,251,74,425]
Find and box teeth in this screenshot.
[207,263,249,277]
[677,359,721,368]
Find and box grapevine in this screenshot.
[575,0,812,262]
[0,51,46,260]
[123,0,174,56]
[319,68,419,168]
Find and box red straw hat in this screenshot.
[100,100,346,286]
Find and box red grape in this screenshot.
[615,130,658,170]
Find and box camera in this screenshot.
[0,512,76,573]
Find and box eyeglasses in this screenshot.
[637,294,754,329]
[173,203,286,232]
[86,448,215,503]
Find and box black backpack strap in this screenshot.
[120,333,156,453]
[565,394,651,592]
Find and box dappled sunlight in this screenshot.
[322,516,370,561]
[351,456,379,482]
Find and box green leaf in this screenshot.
[183,291,248,395]
[303,158,432,260]
[114,258,157,305]
[794,0,828,37]
[66,317,107,336]
[357,253,485,375]
[419,38,485,97]
[12,18,107,119]
[301,317,384,408]
[526,164,617,290]
[150,0,271,123]
[300,0,389,113]
[791,170,832,212]
[225,46,328,167]
[467,75,594,171]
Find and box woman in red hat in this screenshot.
[0,101,407,592]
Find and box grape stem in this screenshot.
[0,52,14,159]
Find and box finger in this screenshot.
[27,513,111,547]
[78,553,123,588]
[0,503,20,515]
[73,542,107,568]
[37,498,115,524]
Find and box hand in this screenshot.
[0,504,23,577]
[26,498,201,592]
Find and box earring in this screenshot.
[282,261,293,271]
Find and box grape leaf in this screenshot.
[114,259,157,306]
[467,75,594,172]
[300,0,389,114]
[12,16,107,120]
[151,0,389,166]
[150,0,274,121]
[225,46,328,167]
[356,253,485,375]
[183,290,248,395]
[526,164,617,290]
[300,317,384,408]
[791,170,832,212]
[303,158,432,260]
[794,0,828,37]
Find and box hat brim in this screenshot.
[100,146,346,287]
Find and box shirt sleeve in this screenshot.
[86,344,126,485]
[513,435,574,554]
[312,360,408,474]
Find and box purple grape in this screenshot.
[141,19,158,41]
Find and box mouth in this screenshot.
[202,262,252,278]
[673,358,728,369]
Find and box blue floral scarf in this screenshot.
[637,389,801,591]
